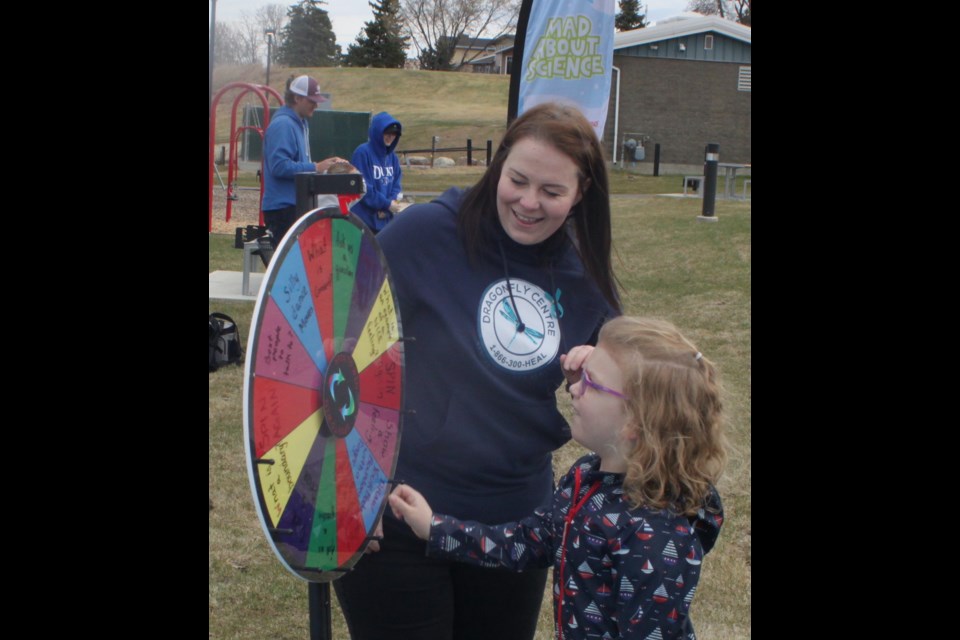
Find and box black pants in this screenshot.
[262,205,299,249]
[333,516,548,640]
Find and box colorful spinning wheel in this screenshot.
[243,208,404,582]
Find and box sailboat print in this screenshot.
[603,512,621,527]
[652,583,669,603]
[441,536,460,552]
[637,520,655,540]
[583,601,604,623]
[585,532,605,547]
[595,583,612,598]
[645,627,664,640]
[611,539,630,555]
[578,561,594,579]
[685,546,701,565]
[662,540,679,566]
[667,608,679,624]
[511,542,526,561]
[675,574,684,590]
[619,575,635,601]
[641,559,655,574]
[629,603,644,624]
[481,536,497,553]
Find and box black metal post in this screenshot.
[653,143,661,177]
[467,139,473,166]
[308,583,332,640]
[265,32,274,87]
[210,0,216,113]
[699,143,720,221]
[486,140,493,166]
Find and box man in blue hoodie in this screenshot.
[350,112,403,234]
[262,75,347,249]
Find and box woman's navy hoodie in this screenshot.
[377,188,618,526]
[350,112,403,233]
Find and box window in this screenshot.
[738,66,751,92]
[705,35,714,50]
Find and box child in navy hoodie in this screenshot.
[389,316,728,639]
[350,111,403,234]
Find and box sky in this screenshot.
[210,0,695,50]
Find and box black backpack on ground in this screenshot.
[209,312,243,371]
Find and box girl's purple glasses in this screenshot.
[575,369,626,399]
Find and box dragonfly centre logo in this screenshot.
[478,278,561,372]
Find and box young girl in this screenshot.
[389,316,728,639]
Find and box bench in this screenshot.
[683,176,704,197]
[235,225,271,296]
[242,241,264,296]
[743,179,751,200]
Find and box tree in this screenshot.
[686,0,751,25]
[257,4,290,64]
[732,0,750,25]
[279,0,342,67]
[344,0,409,68]
[214,21,245,65]
[401,0,519,71]
[615,0,646,31]
[237,13,265,64]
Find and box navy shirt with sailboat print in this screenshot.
[426,454,724,639]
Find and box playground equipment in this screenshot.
[209,82,284,232]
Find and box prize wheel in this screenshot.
[243,208,404,582]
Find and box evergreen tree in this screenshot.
[615,0,646,31]
[279,0,342,67]
[344,0,409,68]
[418,36,456,71]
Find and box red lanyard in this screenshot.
[556,466,601,637]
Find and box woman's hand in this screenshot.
[560,345,594,389]
[388,485,433,541]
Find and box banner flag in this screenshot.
[508,0,616,141]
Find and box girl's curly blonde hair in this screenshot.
[599,316,727,516]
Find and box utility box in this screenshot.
[242,107,371,163]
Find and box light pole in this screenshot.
[264,30,275,87]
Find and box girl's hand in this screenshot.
[388,485,433,540]
[560,345,594,389]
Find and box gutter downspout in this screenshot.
[612,65,620,165]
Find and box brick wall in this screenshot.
[604,56,752,167]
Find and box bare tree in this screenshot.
[401,0,519,70]
[256,4,289,63]
[238,12,265,64]
[215,21,245,65]
[685,0,750,24]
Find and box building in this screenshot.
[447,34,515,72]
[605,14,751,172]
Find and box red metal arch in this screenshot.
[209,82,283,232]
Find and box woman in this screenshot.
[333,102,622,640]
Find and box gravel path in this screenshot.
[209,187,266,235]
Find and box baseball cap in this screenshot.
[289,75,328,104]
[384,123,401,135]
